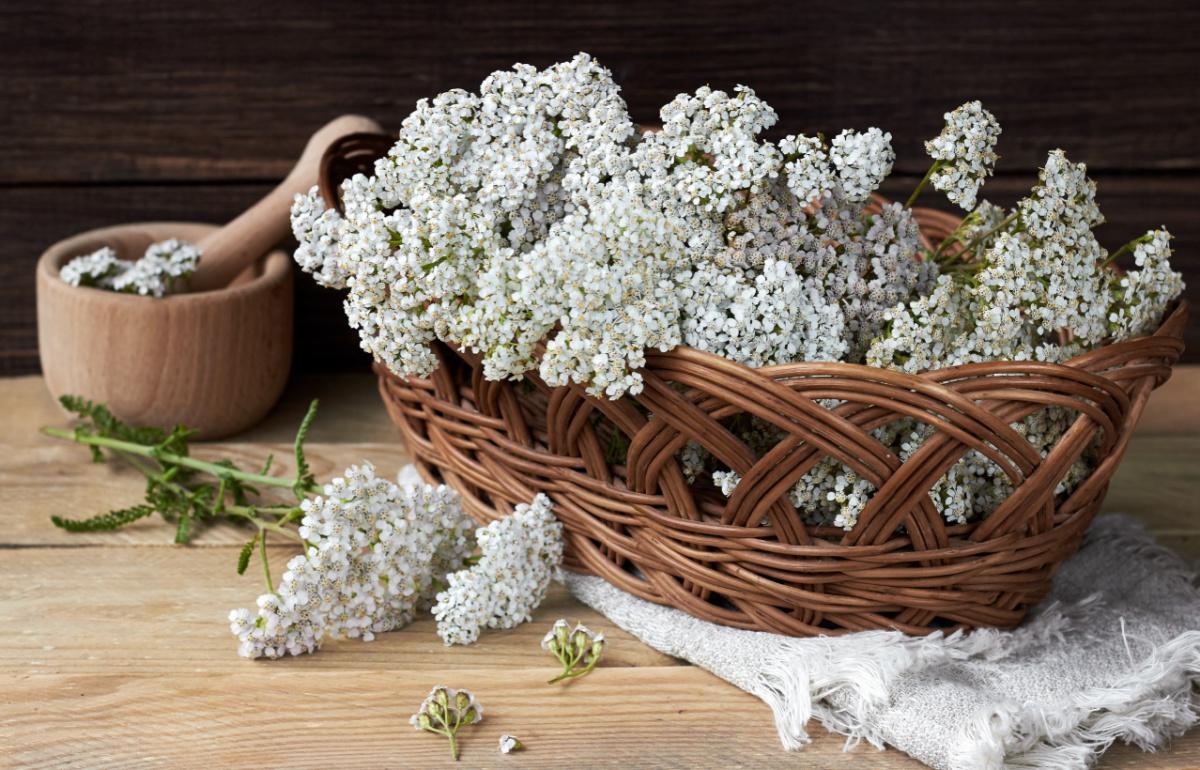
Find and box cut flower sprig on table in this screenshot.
[543,619,606,684]
[411,686,483,761]
[42,398,567,659]
[293,52,1183,534]
[43,395,321,553]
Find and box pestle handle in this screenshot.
[190,114,384,292]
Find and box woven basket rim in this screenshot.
[409,299,1187,392]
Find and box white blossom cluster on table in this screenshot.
[432,494,563,646]
[228,464,564,659]
[292,53,1184,532]
[60,238,201,297]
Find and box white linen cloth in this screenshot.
[563,515,1200,769]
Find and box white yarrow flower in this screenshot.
[925,101,1001,210]
[433,494,564,645]
[229,464,475,659]
[829,128,894,202]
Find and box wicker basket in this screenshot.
[321,136,1188,636]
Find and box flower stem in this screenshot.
[41,426,314,492]
[956,211,1018,260]
[260,529,274,591]
[905,161,944,209]
[1103,233,1151,266]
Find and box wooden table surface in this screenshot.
[2,372,1197,769]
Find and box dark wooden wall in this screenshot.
[3,0,1198,374]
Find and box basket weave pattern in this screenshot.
[373,207,1186,636]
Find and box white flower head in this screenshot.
[411,686,483,760]
[229,464,475,659]
[829,128,894,203]
[60,246,124,288]
[433,494,563,646]
[60,239,201,297]
[498,735,524,753]
[779,133,836,204]
[1109,229,1183,340]
[543,618,606,682]
[925,101,1001,210]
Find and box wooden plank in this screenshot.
[1,373,406,546]
[1,0,1198,185]
[0,547,1194,769]
[3,175,1200,377]
[2,372,1198,768]
[0,549,676,672]
[0,670,931,769]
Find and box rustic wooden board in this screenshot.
[4,174,1198,377]
[2,0,1198,184]
[1,554,1195,770]
[0,549,678,673]
[2,373,1198,768]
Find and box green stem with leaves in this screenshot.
[43,396,321,577]
[41,427,315,493]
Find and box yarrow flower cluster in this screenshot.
[228,464,567,659]
[432,494,563,646]
[542,618,606,683]
[291,54,937,396]
[60,239,201,297]
[228,464,475,658]
[924,100,1001,210]
[1108,230,1183,340]
[292,54,1183,532]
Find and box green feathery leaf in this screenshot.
[292,399,319,499]
[58,395,167,446]
[174,511,192,544]
[237,535,258,575]
[51,505,154,532]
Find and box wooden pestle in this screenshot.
[188,114,384,292]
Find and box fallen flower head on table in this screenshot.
[229,473,565,659]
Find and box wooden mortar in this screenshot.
[36,222,293,439]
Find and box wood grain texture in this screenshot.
[2,0,1198,183]
[1,669,928,770]
[2,373,1198,768]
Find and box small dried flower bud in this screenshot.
[542,618,571,655]
[498,734,524,754]
[572,628,591,654]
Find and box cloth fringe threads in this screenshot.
[563,515,1200,770]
